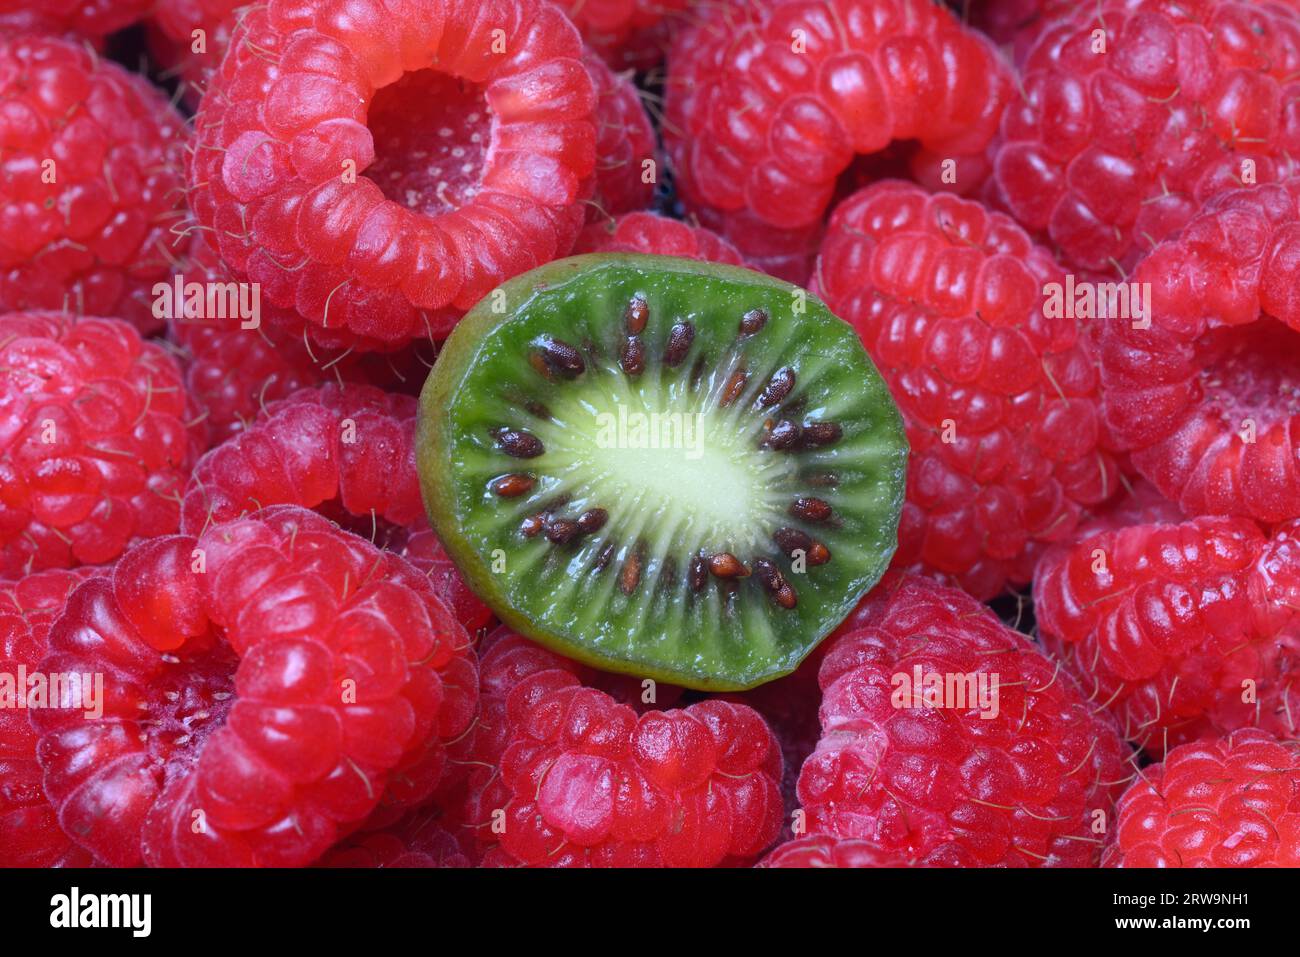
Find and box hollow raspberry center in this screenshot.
[366,70,491,216]
[143,634,237,773]
[1196,319,1300,430]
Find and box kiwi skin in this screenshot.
[417,253,908,691]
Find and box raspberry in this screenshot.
[0,35,187,334]
[0,0,153,40]
[0,312,198,578]
[150,0,244,101]
[188,0,602,347]
[797,574,1130,866]
[1035,515,1300,751]
[181,383,424,535]
[1102,179,1300,522]
[994,0,1300,276]
[493,685,783,867]
[758,834,916,867]
[0,566,101,867]
[558,0,694,69]
[815,181,1120,599]
[574,211,746,264]
[319,808,471,867]
[392,526,493,635]
[440,628,693,863]
[584,49,657,222]
[32,506,477,867]
[665,0,1010,282]
[1104,729,1300,867]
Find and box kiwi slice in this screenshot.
[417,254,907,690]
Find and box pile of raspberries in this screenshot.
[5,0,1300,869]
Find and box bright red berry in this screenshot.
[187,0,603,347]
[758,833,917,867]
[1104,729,1300,867]
[0,312,199,578]
[0,566,101,867]
[319,809,471,867]
[994,0,1300,276]
[1036,515,1300,751]
[32,506,476,867]
[181,382,424,534]
[797,574,1130,866]
[558,0,694,69]
[0,35,187,334]
[575,211,746,264]
[815,181,1120,599]
[0,0,153,40]
[1102,178,1300,522]
[392,526,493,635]
[665,0,1011,282]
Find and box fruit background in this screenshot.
[3,0,1300,868]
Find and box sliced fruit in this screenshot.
[417,254,907,690]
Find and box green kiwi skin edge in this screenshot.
[417,253,908,691]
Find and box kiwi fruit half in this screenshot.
[417,254,907,690]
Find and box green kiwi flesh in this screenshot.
[417,254,907,690]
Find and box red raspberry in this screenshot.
[439,628,691,862]
[32,506,477,867]
[150,0,244,101]
[584,49,657,222]
[1035,515,1300,752]
[187,0,602,347]
[558,0,694,69]
[1104,729,1300,867]
[994,0,1300,276]
[181,382,424,535]
[0,36,187,334]
[0,566,101,867]
[1102,179,1300,522]
[494,685,783,867]
[319,808,471,867]
[0,0,153,39]
[815,181,1120,599]
[797,574,1131,866]
[392,526,493,635]
[574,211,746,264]
[665,0,1010,282]
[0,312,198,578]
[758,834,917,867]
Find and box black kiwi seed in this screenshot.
[625,294,649,334]
[577,508,608,534]
[707,552,749,579]
[756,367,795,408]
[491,473,535,497]
[688,553,708,592]
[763,419,802,450]
[537,337,585,379]
[790,497,832,522]
[739,308,768,336]
[543,518,581,544]
[620,336,645,376]
[802,422,843,447]
[492,427,545,458]
[620,550,642,595]
[752,558,797,609]
[720,367,748,406]
[773,526,812,556]
[664,321,694,366]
